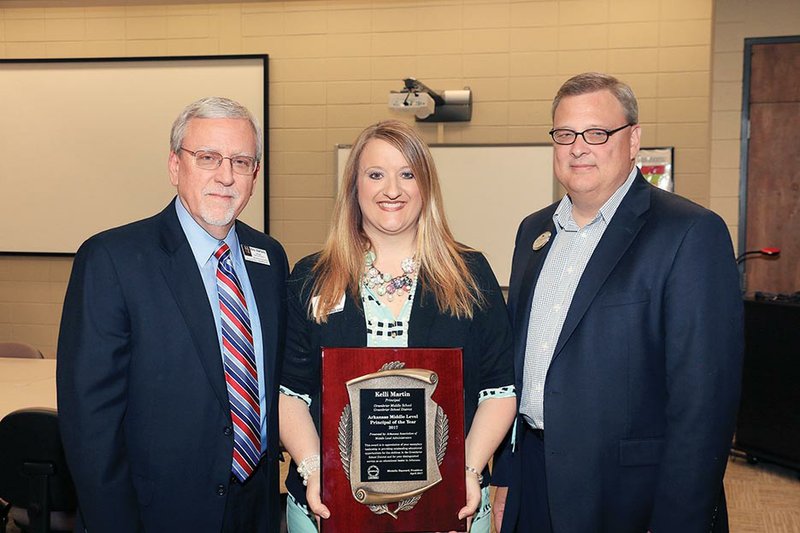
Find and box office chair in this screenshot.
[0,409,76,533]
[0,343,44,359]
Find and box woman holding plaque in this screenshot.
[279,120,516,532]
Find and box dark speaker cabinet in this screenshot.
[733,299,800,470]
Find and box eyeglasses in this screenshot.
[548,123,635,145]
[179,147,258,175]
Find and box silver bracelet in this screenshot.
[465,465,484,484]
[297,454,321,486]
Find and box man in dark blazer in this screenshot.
[57,97,288,532]
[492,73,743,532]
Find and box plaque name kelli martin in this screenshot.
[338,361,449,519]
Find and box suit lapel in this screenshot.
[157,204,229,412]
[239,237,278,392]
[336,293,369,346]
[310,288,366,348]
[551,175,651,361]
[408,281,438,347]
[513,218,557,382]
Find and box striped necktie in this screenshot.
[214,243,261,482]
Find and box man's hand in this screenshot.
[492,486,509,532]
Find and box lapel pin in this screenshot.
[532,231,551,251]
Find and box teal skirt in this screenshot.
[286,487,491,533]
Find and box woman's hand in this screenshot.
[452,470,481,532]
[305,470,330,525]
[279,395,329,525]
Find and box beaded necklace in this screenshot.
[362,250,417,302]
[361,251,418,343]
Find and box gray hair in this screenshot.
[170,96,263,161]
[551,72,639,124]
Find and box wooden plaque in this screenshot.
[320,347,465,532]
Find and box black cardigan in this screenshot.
[281,250,514,503]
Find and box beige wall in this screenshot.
[0,256,72,358]
[710,0,800,252]
[0,0,792,357]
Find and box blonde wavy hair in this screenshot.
[309,120,483,322]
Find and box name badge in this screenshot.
[311,293,346,316]
[241,245,270,266]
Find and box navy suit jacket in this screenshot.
[57,201,288,532]
[493,174,743,532]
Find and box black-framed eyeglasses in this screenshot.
[548,123,635,145]
[179,147,258,175]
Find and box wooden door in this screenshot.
[743,38,800,294]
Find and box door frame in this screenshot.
[738,35,800,262]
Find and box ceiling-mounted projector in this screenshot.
[388,78,472,122]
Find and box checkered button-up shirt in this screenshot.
[519,167,637,430]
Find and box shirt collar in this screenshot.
[553,165,638,231]
[174,197,239,267]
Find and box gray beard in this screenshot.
[199,205,236,228]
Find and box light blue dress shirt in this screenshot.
[520,166,638,430]
[174,197,268,454]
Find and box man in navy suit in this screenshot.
[492,73,743,532]
[57,97,288,532]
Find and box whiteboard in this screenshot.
[337,144,556,286]
[0,55,267,254]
